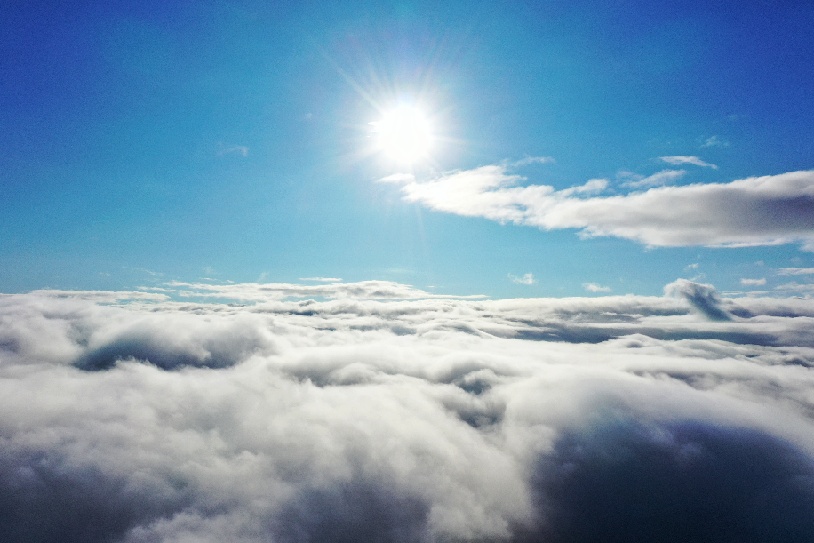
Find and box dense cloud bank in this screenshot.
[2,281,814,542]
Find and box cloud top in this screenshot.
[2,281,814,542]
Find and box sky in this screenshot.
[3,2,814,542]
[2,0,813,297]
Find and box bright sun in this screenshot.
[371,105,434,164]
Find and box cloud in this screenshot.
[397,166,814,250]
[509,273,536,285]
[775,282,814,295]
[2,281,814,542]
[659,155,718,169]
[620,169,686,188]
[779,268,814,276]
[664,278,733,321]
[740,278,767,286]
[701,135,730,148]
[583,282,612,293]
[165,279,487,301]
[217,144,249,157]
[299,277,343,283]
[377,172,415,183]
[512,156,556,167]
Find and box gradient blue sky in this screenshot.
[2,0,813,297]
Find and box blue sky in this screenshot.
[2,0,813,297]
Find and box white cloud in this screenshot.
[299,276,343,283]
[377,172,415,183]
[398,166,814,250]
[701,135,730,148]
[621,169,686,188]
[775,281,814,294]
[778,268,814,276]
[509,273,536,285]
[659,155,718,169]
[512,155,556,167]
[2,280,814,542]
[583,282,611,292]
[165,279,486,301]
[740,278,767,286]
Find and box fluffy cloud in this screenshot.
[2,280,814,542]
[394,166,814,250]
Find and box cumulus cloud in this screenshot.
[664,278,733,321]
[394,166,814,250]
[659,155,718,169]
[509,273,536,285]
[2,280,814,542]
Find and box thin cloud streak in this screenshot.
[621,169,686,188]
[779,268,814,276]
[659,155,718,169]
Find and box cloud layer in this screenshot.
[2,281,814,542]
[393,166,814,250]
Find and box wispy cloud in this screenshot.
[396,166,814,250]
[659,155,717,169]
[217,143,249,157]
[778,268,814,276]
[512,155,556,167]
[701,135,730,148]
[775,281,814,295]
[740,278,767,286]
[621,169,686,188]
[509,273,536,285]
[583,282,611,292]
[2,281,814,541]
[299,276,343,283]
[377,172,415,183]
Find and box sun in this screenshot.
[370,104,434,164]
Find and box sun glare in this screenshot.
[371,105,434,164]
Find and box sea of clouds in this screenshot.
[2,279,814,542]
